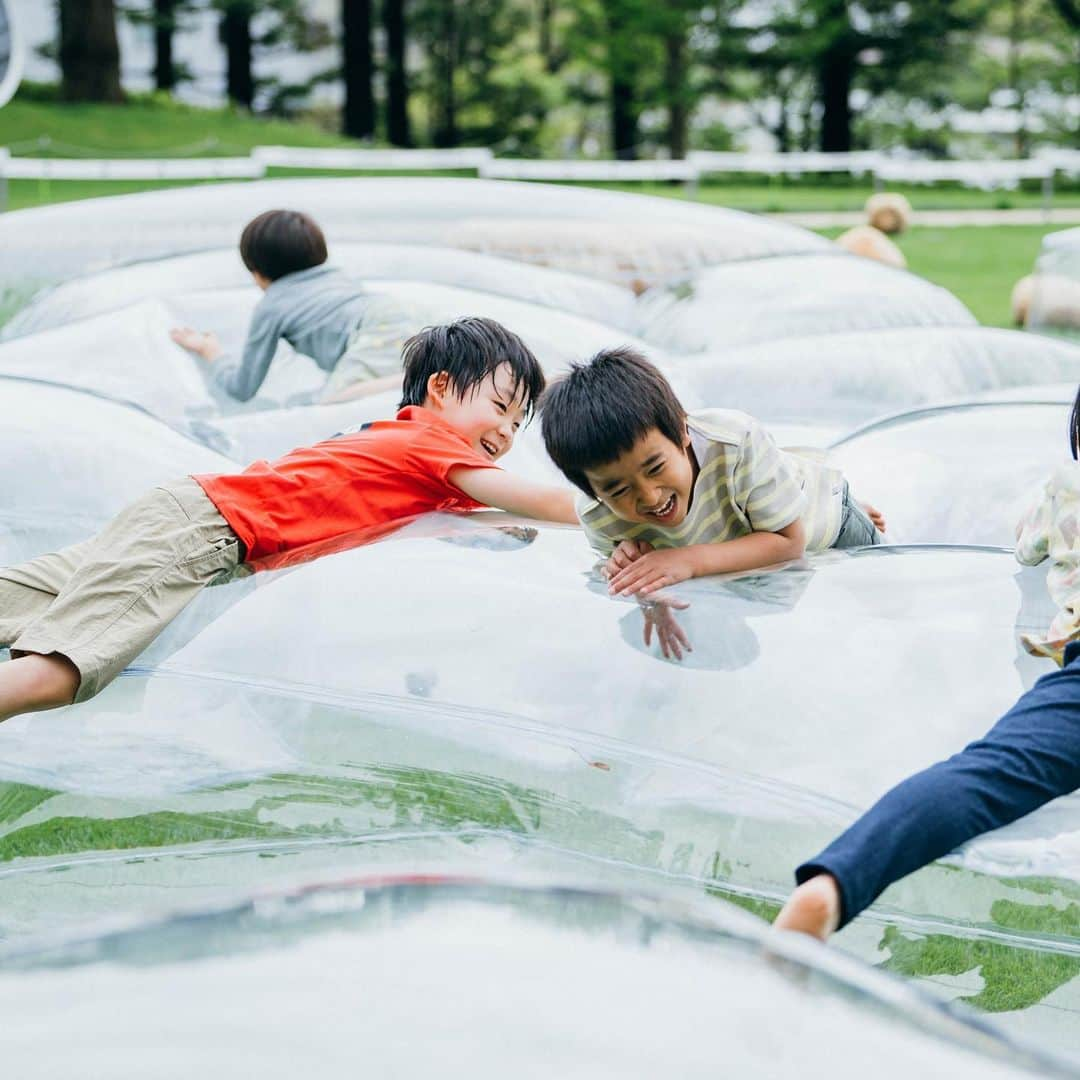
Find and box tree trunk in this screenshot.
[611,73,637,159]
[604,1,636,159]
[342,0,375,138]
[664,30,688,159]
[539,0,556,72]
[59,0,124,102]
[154,0,176,92]
[432,0,458,147]
[818,46,853,152]
[221,2,254,109]
[775,85,790,153]
[384,0,412,146]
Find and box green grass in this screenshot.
[0,92,358,156]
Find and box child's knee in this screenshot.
[15,651,81,706]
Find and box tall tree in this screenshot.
[415,0,558,155]
[384,0,412,145]
[538,0,559,71]
[218,0,255,108]
[600,0,644,158]
[123,0,199,94]
[814,0,855,152]
[58,0,124,102]
[153,0,178,91]
[646,2,709,159]
[750,0,985,153]
[422,0,459,147]
[342,0,375,137]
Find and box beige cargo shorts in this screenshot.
[0,477,244,702]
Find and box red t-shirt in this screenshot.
[193,406,498,568]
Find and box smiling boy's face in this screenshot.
[430,362,529,463]
[583,426,696,527]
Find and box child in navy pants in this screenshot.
[775,388,1080,939]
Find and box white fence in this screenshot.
[478,157,698,181]
[873,157,1054,191]
[251,145,493,170]
[0,153,263,181]
[688,150,882,176]
[0,144,1071,208]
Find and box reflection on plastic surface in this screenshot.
[829,403,1071,546]
[634,254,975,353]
[0,526,1067,936]
[0,879,1067,1080]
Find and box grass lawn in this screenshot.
[0,93,357,156]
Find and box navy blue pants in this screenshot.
[797,641,1080,928]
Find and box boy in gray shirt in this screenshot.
[171,209,413,402]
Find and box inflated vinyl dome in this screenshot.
[828,402,1071,546]
[2,179,1080,1063]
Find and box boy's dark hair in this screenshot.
[239,209,328,282]
[398,316,545,416]
[541,346,686,497]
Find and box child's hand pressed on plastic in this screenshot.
[608,547,698,596]
[641,597,692,661]
[170,326,223,363]
[603,539,654,580]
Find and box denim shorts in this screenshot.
[831,481,881,549]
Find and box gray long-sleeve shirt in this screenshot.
[214,265,392,402]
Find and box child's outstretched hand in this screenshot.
[608,547,698,597]
[170,326,223,362]
[641,597,692,661]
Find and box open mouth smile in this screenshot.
[480,438,499,458]
[647,493,678,523]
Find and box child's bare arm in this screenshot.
[607,519,806,596]
[450,466,578,524]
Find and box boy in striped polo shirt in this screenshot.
[541,347,883,599]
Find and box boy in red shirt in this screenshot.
[0,317,576,722]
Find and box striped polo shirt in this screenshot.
[577,409,845,558]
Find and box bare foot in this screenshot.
[773,874,842,941]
